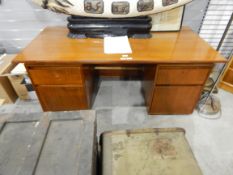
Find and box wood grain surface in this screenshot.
[155,64,212,85]
[13,27,226,64]
[149,85,203,114]
[28,66,84,85]
[219,56,233,94]
[35,85,89,111]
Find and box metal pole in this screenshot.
[199,13,233,115]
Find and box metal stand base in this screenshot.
[197,95,221,119]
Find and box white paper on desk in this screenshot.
[104,36,132,54]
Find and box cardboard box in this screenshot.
[0,54,30,102]
[0,54,18,104]
[0,99,5,106]
[8,74,29,100]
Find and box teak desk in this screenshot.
[14,27,226,115]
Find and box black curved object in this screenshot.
[67,15,152,38]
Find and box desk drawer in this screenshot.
[156,65,212,85]
[28,67,83,85]
[36,85,88,111]
[150,85,202,114]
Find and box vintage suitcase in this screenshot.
[100,128,203,175]
[0,111,96,175]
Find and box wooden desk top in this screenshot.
[14,27,226,64]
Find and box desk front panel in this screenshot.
[36,85,88,111]
[28,66,83,85]
[150,85,203,114]
[156,65,212,85]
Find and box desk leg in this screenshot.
[142,65,157,113]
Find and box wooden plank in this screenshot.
[219,56,233,93]
[223,68,233,85]
[36,116,95,175]
[0,121,49,175]
[0,111,96,175]
[0,54,18,103]
[13,27,226,64]
[0,54,16,75]
[76,121,96,175]
[0,77,18,103]
[219,81,233,94]
[35,120,84,175]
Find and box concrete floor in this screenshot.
[1,79,233,175]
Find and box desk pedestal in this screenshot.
[26,64,212,115]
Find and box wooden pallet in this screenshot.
[0,111,96,175]
[219,56,233,93]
